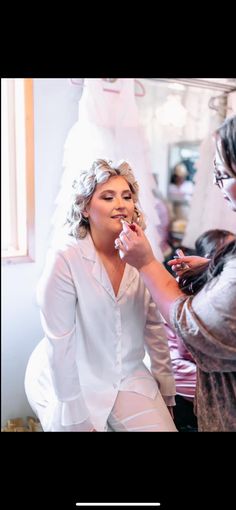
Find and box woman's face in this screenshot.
[214,141,236,211]
[85,175,135,237]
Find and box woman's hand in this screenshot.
[167,255,211,277]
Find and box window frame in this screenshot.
[2,78,35,264]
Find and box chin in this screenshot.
[111,223,123,233]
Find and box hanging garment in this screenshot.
[183,131,236,248]
[51,78,163,259]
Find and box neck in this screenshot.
[89,229,119,258]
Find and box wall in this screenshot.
[1,79,80,426]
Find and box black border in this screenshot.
[2,432,233,509]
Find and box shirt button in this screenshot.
[113,383,118,389]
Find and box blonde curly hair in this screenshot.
[66,158,146,239]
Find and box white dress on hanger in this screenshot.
[51,78,163,259]
[183,130,236,248]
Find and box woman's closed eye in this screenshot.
[103,195,132,201]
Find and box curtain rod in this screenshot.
[146,78,236,93]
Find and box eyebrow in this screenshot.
[99,189,132,195]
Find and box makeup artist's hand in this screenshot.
[167,255,210,277]
[115,221,155,269]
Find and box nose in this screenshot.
[114,196,126,209]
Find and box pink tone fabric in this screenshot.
[164,323,196,400]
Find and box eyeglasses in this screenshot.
[213,172,232,188]
[213,160,231,189]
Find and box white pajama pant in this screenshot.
[25,346,177,431]
[108,391,177,432]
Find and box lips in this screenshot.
[111,215,127,219]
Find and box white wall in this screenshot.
[1,79,80,426]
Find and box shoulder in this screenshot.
[45,235,92,274]
[221,256,236,279]
[51,234,88,259]
[206,256,236,297]
[174,255,236,324]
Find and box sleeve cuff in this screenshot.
[61,394,91,427]
[156,374,176,399]
[163,395,176,407]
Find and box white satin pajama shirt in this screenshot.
[25,233,175,431]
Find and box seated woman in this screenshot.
[25,159,177,432]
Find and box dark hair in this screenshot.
[207,238,236,280]
[195,229,234,258]
[178,229,235,295]
[170,162,188,184]
[215,115,236,178]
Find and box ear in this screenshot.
[83,205,90,218]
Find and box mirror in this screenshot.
[136,78,236,255]
[167,140,200,247]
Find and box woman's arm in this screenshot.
[37,248,94,431]
[117,223,236,371]
[117,222,184,323]
[139,260,184,324]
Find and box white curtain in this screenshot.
[183,103,236,248]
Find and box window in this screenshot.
[1,78,35,263]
